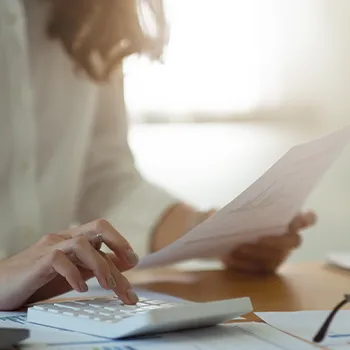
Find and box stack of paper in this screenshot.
[139,126,350,268]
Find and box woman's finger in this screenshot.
[225,246,286,273]
[49,250,88,293]
[259,232,302,250]
[87,232,130,272]
[225,254,277,273]
[100,252,138,304]
[235,244,287,266]
[70,220,139,268]
[60,236,112,289]
[57,236,132,304]
[90,233,104,251]
[235,243,288,261]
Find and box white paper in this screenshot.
[32,323,318,350]
[139,126,350,268]
[0,313,99,346]
[326,252,350,270]
[257,311,350,349]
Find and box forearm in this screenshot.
[150,203,215,252]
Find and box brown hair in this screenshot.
[47,0,167,82]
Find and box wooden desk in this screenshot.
[127,262,350,312]
[50,262,348,349]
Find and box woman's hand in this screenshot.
[221,211,317,273]
[0,219,139,311]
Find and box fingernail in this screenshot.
[80,281,88,293]
[126,250,139,266]
[107,274,117,289]
[127,289,139,304]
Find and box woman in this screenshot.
[0,0,316,310]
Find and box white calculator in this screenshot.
[27,296,252,339]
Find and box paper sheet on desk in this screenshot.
[36,323,318,349]
[0,313,99,346]
[139,126,350,268]
[326,252,350,270]
[257,311,350,349]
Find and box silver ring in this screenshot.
[96,233,103,243]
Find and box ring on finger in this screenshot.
[90,233,103,250]
[96,233,103,244]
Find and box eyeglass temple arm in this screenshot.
[313,296,350,343]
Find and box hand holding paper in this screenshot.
[139,126,350,268]
[221,211,317,273]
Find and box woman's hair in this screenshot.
[47,0,167,82]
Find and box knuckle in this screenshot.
[94,218,110,232]
[40,233,60,246]
[73,235,89,249]
[50,249,64,263]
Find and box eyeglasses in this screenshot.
[313,294,350,343]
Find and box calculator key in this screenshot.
[83,309,96,314]
[54,302,81,310]
[140,305,162,310]
[104,306,123,311]
[160,303,176,308]
[145,300,164,305]
[122,305,138,309]
[71,301,90,305]
[93,316,112,321]
[103,319,118,324]
[78,315,92,319]
[33,305,47,311]
[62,311,76,316]
[47,308,60,314]
[135,302,148,307]
[134,309,147,314]
[120,310,135,315]
[117,306,137,312]
[99,312,113,317]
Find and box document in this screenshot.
[257,311,350,349]
[0,312,99,346]
[139,126,350,268]
[27,323,318,349]
[326,251,350,270]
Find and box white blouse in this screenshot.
[0,0,177,258]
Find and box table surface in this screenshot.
[50,262,349,349]
[126,262,350,312]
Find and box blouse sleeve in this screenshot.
[75,69,179,257]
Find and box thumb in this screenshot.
[290,211,317,232]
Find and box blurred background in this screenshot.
[124,0,350,263]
